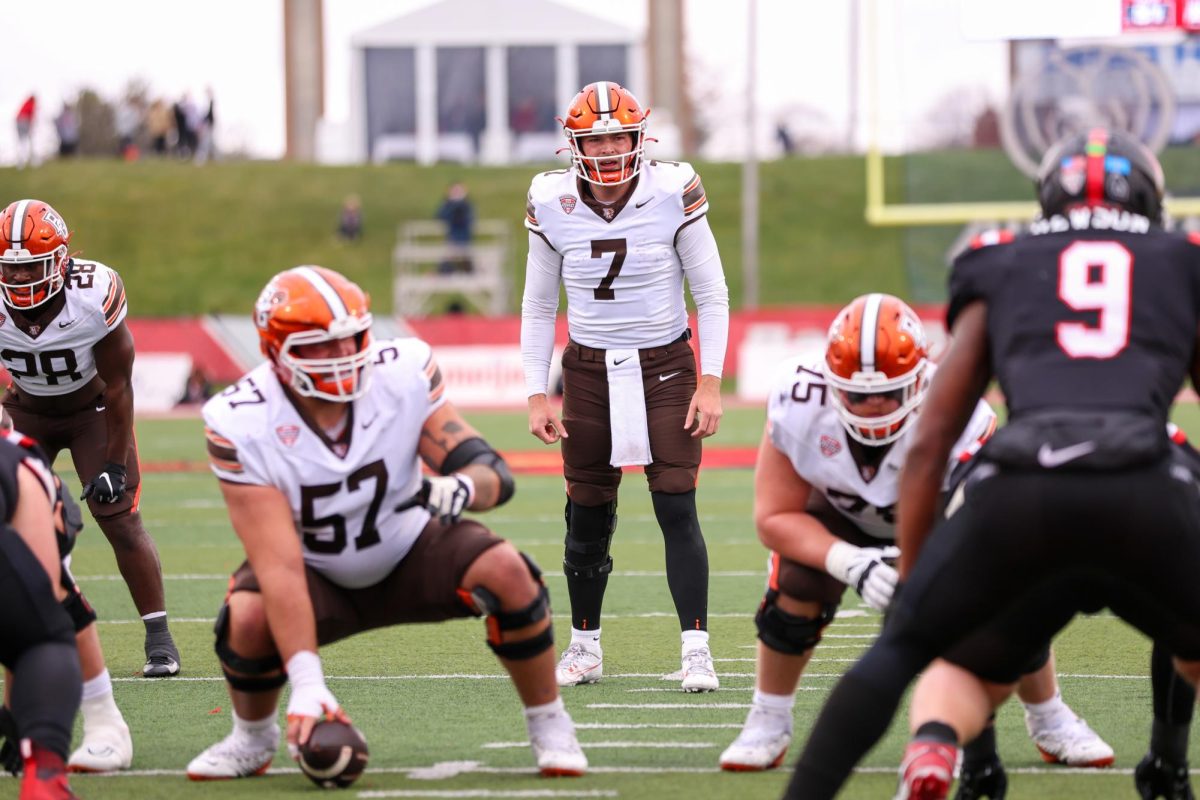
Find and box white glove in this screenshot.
[285,651,342,758]
[421,474,475,525]
[825,541,900,612]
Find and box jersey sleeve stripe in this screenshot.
[205,427,236,448]
[104,292,127,327]
[429,381,446,404]
[526,195,539,226]
[682,175,706,215]
[102,273,125,314]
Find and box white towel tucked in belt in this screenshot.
[605,348,652,467]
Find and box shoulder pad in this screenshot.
[967,229,1016,251]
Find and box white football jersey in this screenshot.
[0,259,127,396]
[203,337,446,589]
[766,358,997,540]
[525,160,709,349]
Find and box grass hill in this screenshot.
[7,147,1199,316]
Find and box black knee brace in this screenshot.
[213,603,287,692]
[563,499,617,580]
[61,586,97,633]
[462,553,554,660]
[755,589,835,655]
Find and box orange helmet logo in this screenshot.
[823,293,929,446]
[560,81,649,186]
[0,199,72,309]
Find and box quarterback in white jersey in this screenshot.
[188,266,585,784]
[719,294,1112,778]
[0,199,176,752]
[521,81,729,692]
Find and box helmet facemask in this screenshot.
[568,120,646,186]
[0,244,68,309]
[823,363,928,446]
[277,313,374,403]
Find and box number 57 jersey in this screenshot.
[0,259,126,397]
[202,338,445,589]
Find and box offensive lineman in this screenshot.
[0,199,181,679]
[187,266,585,781]
[717,294,1111,795]
[521,82,730,690]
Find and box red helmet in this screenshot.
[560,82,648,186]
[0,199,71,308]
[254,266,373,402]
[823,293,929,445]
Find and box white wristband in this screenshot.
[286,650,325,690]
[824,540,861,586]
[453,472,476,505]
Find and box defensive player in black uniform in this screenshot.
[783,127,1200,800]
[0,432,82,799]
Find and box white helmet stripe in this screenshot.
[294,266,348,321]
[9,199,31,249]
[860,293,883,372]
[595,81,611,117]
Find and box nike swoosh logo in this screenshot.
[659,371,682,382]
[58,319,77,328]
[95,404,106,412]
[1036,441,1096,468]
[635,199,651,208]
[362,415,379,429]
[613,356,633,366]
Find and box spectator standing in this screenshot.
[178,366,213,406]
[194,87,216,164]
[337,194,363,242]
[15,94,36,168]
[147,99,174,156]
[436,181,475,273]
[114,99,141,161]
[54,104,79,158]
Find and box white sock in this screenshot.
[524,696,566,724]
[80,681,124,732]
[1022,689,1069,721]
[233,710,278,743]
[753,689,796,714]
[81,669,113,702]
[570,628,601,653]
[681,629,709,655]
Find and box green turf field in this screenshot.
[36,404,1200,798]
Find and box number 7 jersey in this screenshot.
[524,160,709,349]
[0,259,126,396]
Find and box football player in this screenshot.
[0,429,84,800]
[0,199,181,678]
[786,130,1200,800]
[0,411,132,775]
[187,266,585,781]
[718,294,1110,790]
[521,82,730,691]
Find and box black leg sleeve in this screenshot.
[785,628,934,799]
[1150,640,1195,764]
[651,489,709,631]
[10,641,81,759]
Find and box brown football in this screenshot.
[298,720,369,789]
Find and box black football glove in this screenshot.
[81,462,127,504]
[0,706,21,775]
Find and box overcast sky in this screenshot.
[0,0,1010,163]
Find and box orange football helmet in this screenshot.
[254,266,374,402]
[560,81,648,186]
[823,293,929,446]
[0,199,71,309]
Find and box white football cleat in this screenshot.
[719,707,791,771]
[555,642,602,687]
[68,717,133,773]
[186,728,278,781]
[679,646,719,692]
[529,714,587,777]
[1026,710,1114,767]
